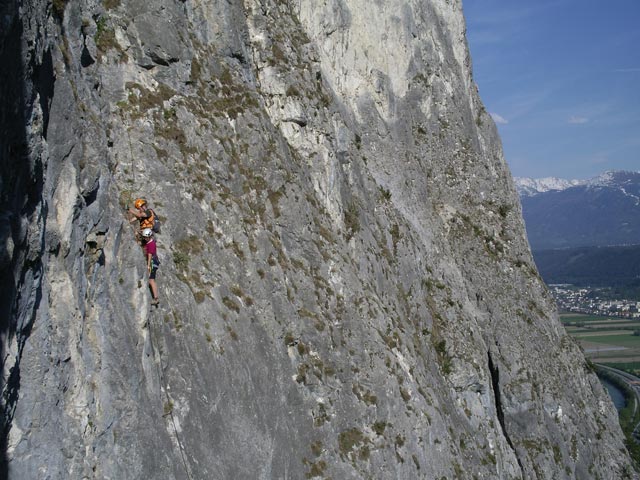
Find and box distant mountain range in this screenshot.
[515,170,640,250]
[515,177,584,197]
[533,245,640,287]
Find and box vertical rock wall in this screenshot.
[0,0,635,478]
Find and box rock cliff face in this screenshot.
[0,0,635,478]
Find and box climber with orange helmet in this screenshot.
[128,198,156,243]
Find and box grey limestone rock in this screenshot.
[0,0,636,478]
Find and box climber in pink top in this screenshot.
[141,228,160,306]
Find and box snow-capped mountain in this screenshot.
[514,176,584,197]
[517,170,640,250]
[516,170,640,197]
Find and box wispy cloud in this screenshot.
[464,2,554,50]
[466,1,562,27]
[613,68,640,73]
[499,86,557,122]
[562,100,637,128]
[588,153,610,166]
[467,30,504,46]
[568,116,589,124]
[490,113,508,124]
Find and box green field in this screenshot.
[566,314,640,464]
[604,362,640,376]
[561,314,634,324]
[562,314,640,371]
[576,334,640,348]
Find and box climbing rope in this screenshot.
[118,109,138,193]
[148,304,193,480]
[118,113,189,475]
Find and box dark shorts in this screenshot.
[149,265,158,279]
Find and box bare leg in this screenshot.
[149,279,159,301]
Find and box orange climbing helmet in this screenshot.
[134,198,147,209]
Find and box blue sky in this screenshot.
[463,0,640,180]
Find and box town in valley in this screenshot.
[551,284,640,318]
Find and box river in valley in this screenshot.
[601,377,626,411]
